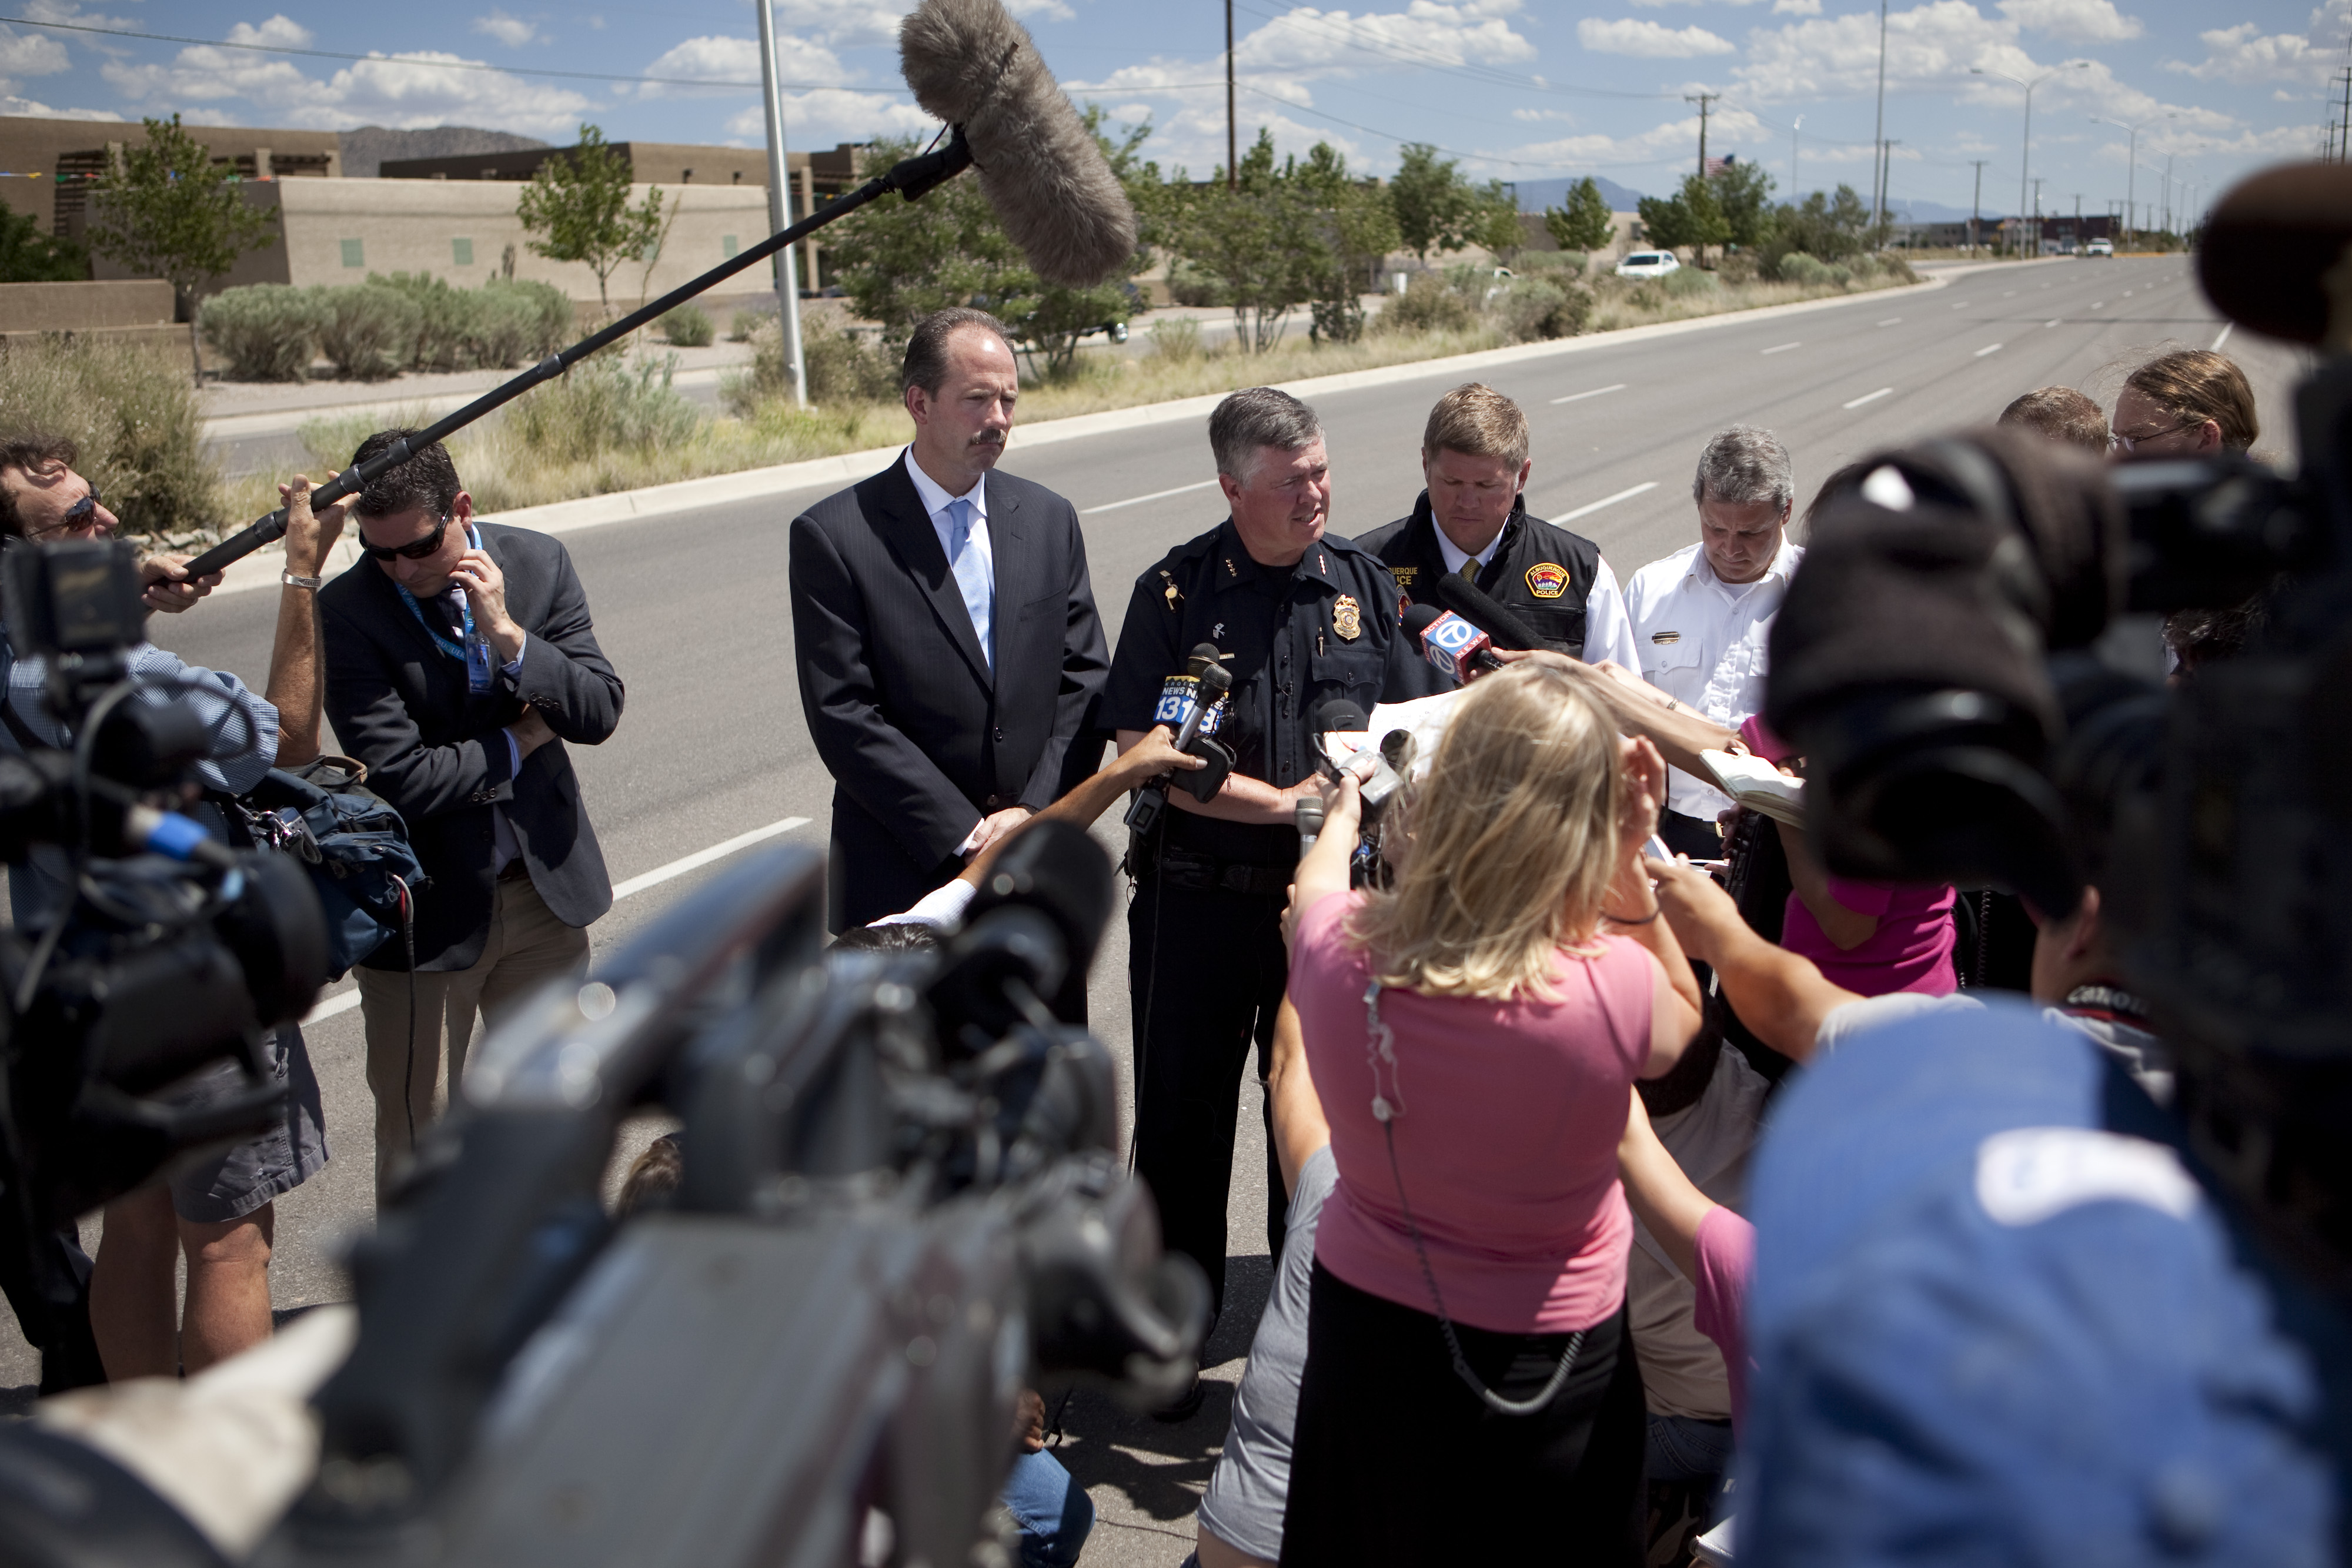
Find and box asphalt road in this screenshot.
[2,255,2304,1563]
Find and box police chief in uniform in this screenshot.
[1357,382,1641,670]
[1105,388,1446,1363]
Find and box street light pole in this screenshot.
[1870,0,1889,230]
[754,0,806,407]
[1969,158,1986,253]
[1791,115,1802,198]
[1225,0,1237,192]
[1973,60,2087,257]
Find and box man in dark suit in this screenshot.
[790,307,1108,933]
[320,431,623,1197]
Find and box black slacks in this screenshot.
[0,1208,105,1392]
[1127,874,1290,1324]
[1281,1266,1646,1566]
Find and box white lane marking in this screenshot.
[2044,319,2060,328]
[300,814,814,1027]
[1760,341,1802,355]
[1843,387,1894,409]
[2123,289,2133,297]
[2003,290,2016,297]
[1550,382,1629,405]
[2211,322,2234,351]
[1975,342,2004,357]
[1083,477,1220,515]
[2091,300,2104,308]
[1557,480,1658,521]
[1877,317,1902,326]
[1952,301,1970,309]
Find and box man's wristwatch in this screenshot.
[282,570,325,590]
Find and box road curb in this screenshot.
[196,269,1957,600]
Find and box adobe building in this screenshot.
[0,115,340,235]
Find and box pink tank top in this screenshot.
[1291,891,1655,1335]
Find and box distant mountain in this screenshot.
[1510,175,1648,213]
[338,125,549,179]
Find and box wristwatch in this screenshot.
[282,570,325,590]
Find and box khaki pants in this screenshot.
[360,874,590,1199]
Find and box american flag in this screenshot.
[1703,155,1735,178]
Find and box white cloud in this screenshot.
[637,32,846,96]
[2170,12,2339,88]
[1997,0,2140,41]
[1506,103,1767,172]
[225,15,315,49]
[102,36,598,136]
[471,11,539,47]
[0,28,70,78]
[0,94,119,118]
[723,86,938,146]
[19,0,137,31]
[1005,0,1076,18]
[1232,4,1537,72]
[769,0,911,49]
[1578,16,1735,54]
[1772,0,1822,14]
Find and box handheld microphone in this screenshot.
[1404,603,1505,683]
[181,0,1139,582]
[1127,647,1232,831]
[1431,572,1551,653]
[1174,657,1230,753]
[1295,798,1324,857]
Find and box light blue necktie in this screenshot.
[945,496,993,673]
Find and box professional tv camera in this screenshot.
[1763,161,2352,1286]
[0,538,326,1356]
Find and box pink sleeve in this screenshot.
[1601,937,1657,1072]
[1690,1205,1756,1429]
[1823,875,1897,917]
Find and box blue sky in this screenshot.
[0,0,2334,222]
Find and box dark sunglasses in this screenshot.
[359,513,452,561]
[27,489,104,540]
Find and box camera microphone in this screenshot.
[1126,647,1234,832]
[1431,571,1549,653]
[1404,603,1506,683]
[1173,652,1229,753]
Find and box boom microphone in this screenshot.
[177,0,1138,583]
[899,0,1140,287]
[1431,571,1550,653]
[1404,603,1505,683]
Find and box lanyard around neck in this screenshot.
[395,526,482,663]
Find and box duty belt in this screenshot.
[1144,844,1293,899]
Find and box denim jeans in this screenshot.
[1003,1449,1094,1568]
[1646,1412,1737,1485]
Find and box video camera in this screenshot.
[0,537,326,1300]
[1762,162,2352,1286]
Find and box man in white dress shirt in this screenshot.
[1623,426,1804,858]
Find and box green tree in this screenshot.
[1471,181,1526,263]
[1713,159,1779,251]
[1544,176,1615,254]
[515,123,664,317]
[1171,130,1318,353]
[83,114,278,383]
[1293,141,1401,344]
[1767,183,1874,266]
[1637,173,1731,266]
[0,208,85,283]
[1389,142,1487,263]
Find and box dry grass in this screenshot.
[215,266,1923,521]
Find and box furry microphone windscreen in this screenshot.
[898,0,1140,287]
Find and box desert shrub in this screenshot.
[509,352,699,464]
[370,273,477,371]
[315,283,420,381]
[1515,250,1588,279]
[1375,272,1476,335]
[1662,266,1719,299]
[727,310,897,412]
[487,279,574,360]
[659,303,714,347]
[728,308,768,342]
[1165,260,1231,308]
[1880,255,1920,285]
[1715,250,1761,285]
[1773,252,1833,286]
[468,281,549,368]
[200,285,323,382]
[1147,316,1205,363]
[0,336,223,540]
[1491,277,1590,342]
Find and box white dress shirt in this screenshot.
[1432,520,1642,670]
[902,446,994,657]
[1622,535,1805,819]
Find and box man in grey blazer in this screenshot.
[789,308,1108,934]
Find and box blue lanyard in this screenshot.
[396,526,495,693]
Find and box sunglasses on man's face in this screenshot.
[27,489,105,540]
[359,513,452,561]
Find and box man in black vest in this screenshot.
[1357,382,1641,670]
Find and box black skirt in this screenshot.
[1278,1262,1645,1566]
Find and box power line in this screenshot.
[0,13,891,92]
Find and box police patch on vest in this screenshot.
[1332,594,1363,641]
[1525,561,1570,599]
[1391,565,1418,586]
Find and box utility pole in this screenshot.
[2162,152,2173,236]
[754,0,806,407]
[1969,158,1986,254]
[2073,190,2082,249]
[1225,0,1237,191]
[1870,0,1889,229]
[1791,115,1802,198]
[1880,140,1900,239]
[1685,92,1719,179]
[2032,176,2044,255]
[2337,67,2351,163]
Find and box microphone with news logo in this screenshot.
[1430,572,1551,653]
[1403,603,1507,683]
[1125,646,1234,834]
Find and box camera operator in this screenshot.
[0,439,345,1387]
[1279,661,1703,1564]
[1355,383,1641,667]
[1102,388,1442,1415]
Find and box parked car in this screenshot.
[2086,238,2114,258]
[1615,250,1682,280]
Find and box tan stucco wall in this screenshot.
[0,278,172,329]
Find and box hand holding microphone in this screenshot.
[1124,646,1235,832]
[1403,603,1507,683]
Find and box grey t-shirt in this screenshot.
[1197,1144,1337,1562]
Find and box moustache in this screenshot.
[969,432,1007,448]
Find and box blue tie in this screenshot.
[945,496,993,673]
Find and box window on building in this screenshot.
[452,237,474,266]
[721,235,739,259]
[340,238,365,268]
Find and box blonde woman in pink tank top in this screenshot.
[1277,661,1706,1566]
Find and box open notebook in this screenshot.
[1700,749,1805,827]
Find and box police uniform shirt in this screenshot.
[1104,519,1446,867]
[1622,535,1804,820]
[1354,492,1641,670]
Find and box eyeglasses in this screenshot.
[358,513,452,561]
[2108,422,2196,454]
[26,489,105,540]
